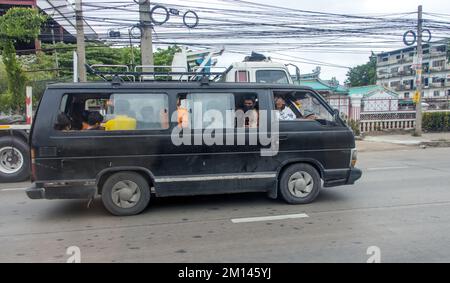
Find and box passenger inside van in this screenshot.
[274,96,296,121]
[114,99,136,118]
[138,106,167,129]
[54,113,72,131]
[85,112,104,131]
[236,97,258,128]
[70,101,90,130]
[176,97,189,128]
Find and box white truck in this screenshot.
[0,87,33,182]
[171,48,300,84]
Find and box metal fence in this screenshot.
[326,96,350,117]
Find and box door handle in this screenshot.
[279,134,288,140]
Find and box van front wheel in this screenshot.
[101,172,151,216]
[279,164,321,204]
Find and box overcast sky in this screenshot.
[54,0,450,84]
[216,0,450,83]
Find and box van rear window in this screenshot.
[56,93,169,131]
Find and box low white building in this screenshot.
[349,85,399,112]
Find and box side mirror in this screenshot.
[333,109,342,122]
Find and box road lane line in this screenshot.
[231,213,309,223]
[0,188,27,192]
[366,166,409,171]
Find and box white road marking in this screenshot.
[0,188,27,192]
[366,166,409,171]
[231,213,309,223]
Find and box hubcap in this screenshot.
[288,171,314,198]
[0,147,23,174]
[111,180,141,208]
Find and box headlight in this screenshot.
[350,149,357,167]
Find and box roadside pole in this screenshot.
[75,0,87,82]
[139,0,154,69]
[26,87,33,125]
[50,27,60,77]
[414,5,423,136]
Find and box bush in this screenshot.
[347,119,361,136]
[422,112,450,132]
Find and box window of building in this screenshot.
[404,92,410,99]
[390,67,399,74]
[433,90,440,97]
[390,81,400,88]
[432,77,444,83]
[436,45,446,53]
[423,49,430,55]
[432,60,445,68]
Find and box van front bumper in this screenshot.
[346,167,362,185]
[26,183,96,200]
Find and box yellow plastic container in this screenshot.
[103,115,137,131]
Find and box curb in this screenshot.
[420,141,450,148]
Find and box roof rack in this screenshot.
[86,64,227,84]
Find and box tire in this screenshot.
[101,172,151,216]
[279,163,321,204]
[0,136,30,182]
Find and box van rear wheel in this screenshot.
[279,164,321,204]
[101,172,150,216]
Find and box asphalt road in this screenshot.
[1,147,450,263]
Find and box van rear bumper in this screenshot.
[26,183,96,200]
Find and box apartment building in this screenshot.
[376,40,450,106]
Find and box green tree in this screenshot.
[345,52,377,87]
[38,43,180,79]
[0,8,46,113]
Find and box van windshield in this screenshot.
[255,70,289,84]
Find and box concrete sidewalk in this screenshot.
[357,132,450,152]
[364,132,450,145]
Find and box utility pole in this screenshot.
[414,5,423,136]
[51,26,59,77]
[128,29,135,69]
[139,0,154,69]
[75,0,87,82]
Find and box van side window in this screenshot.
[175,93,259,129]
[56,93,169,131]
[107,93,169,130]
[273,91,337,126]
[57,94,110,131]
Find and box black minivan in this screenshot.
[26,81,361,216]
